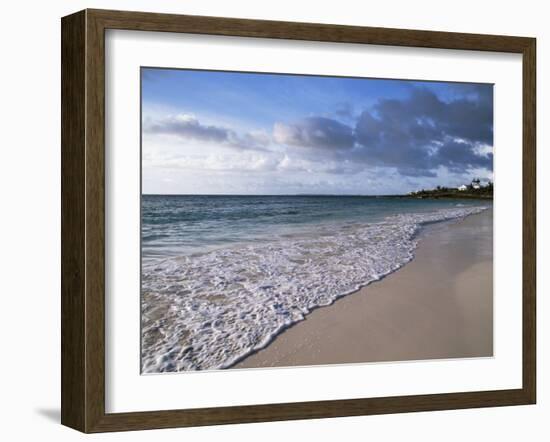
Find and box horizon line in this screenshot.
[142,193,406,197]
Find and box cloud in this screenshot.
[144,114,270,151]
[144,150,283,173]
[352,86,493,176]
[334,102,355,119]
[435,139,493,172]
[145,114,232,143]
[273,117,355,150]
[268,86,492,178]
[144,85,493,186]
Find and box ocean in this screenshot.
[141,195,490,372]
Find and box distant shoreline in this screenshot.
[398,194,493,200]
[142,193,492,199]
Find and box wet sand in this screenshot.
[235,208,493,369]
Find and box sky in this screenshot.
[141,68,493,195]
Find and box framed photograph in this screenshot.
[61,9,536,433]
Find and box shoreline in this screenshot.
[234,208,493,369]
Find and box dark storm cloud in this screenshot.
[364,87,493,144]
[350,86,493,176]
[144,115,269,151]
[273,117,355,150]
[435,139,493,172]
[271,86,492,178]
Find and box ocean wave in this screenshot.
[141,206,487,373]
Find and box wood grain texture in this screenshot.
[61,10,86,431]
[84,9,107,433]
[89,8,532,52]
[60,8,537,433]
[522,38,537,403]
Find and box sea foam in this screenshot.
[141,206,487,372]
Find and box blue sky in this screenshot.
[142,68,493,195]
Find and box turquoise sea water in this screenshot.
[142,195,489,262]
[141,195,490,372]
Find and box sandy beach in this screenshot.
[235,207,493,369]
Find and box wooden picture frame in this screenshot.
[61,8,536,433]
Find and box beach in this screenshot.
[235,207,493,369]
[141,196,491,372]
[139,69,496,374]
